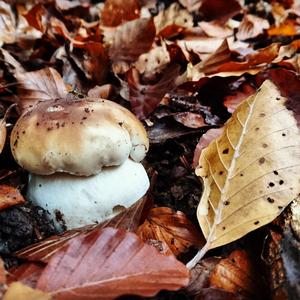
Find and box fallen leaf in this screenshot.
[24,4,47,33]
[193,128,224,168]
[236,14,270,40]
[179,0,202,12]
[173,112,206,129]
[0,1,16,45]
[0,118,6,154]
[210,249,260,297]
[87,84,113,99]
[154,3,193,38]
[3,282,51,300]
[109,18,156,64]
[199,21,233,38]
[35,228,189,299]
[15,67,68,112]
[268,19,297,36]
[188,80,300,268]
[0,185,25,211]
[127,65,180,119]
[137,207,204,256]
[199,0,241,23]
[15,196,151,263]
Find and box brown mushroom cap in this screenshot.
[11,98,149,176]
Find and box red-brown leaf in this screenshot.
[15,68,68,112]
[137,207,204,256]
[0,185,25,211]
[101,0,140,27]
[210,249,261,298]
[109,18,156,64]
[127,65,180,119]
[35,228,189,299]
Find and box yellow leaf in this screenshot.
[188,80,300,268]
[4,282,52,300]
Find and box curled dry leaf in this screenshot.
[137,207,204,256]
[210,249,260,298]
[0,118,6,154]
[154,3,193,38]
[34,228,189,299]
[127,65,180,119]
[179,0,202,13]
[3,282,51,300]
[109,18,156,64]
[16,196,151,263]
[87,84,113,99]
[199,21,233,38]
[0,1,16,45]
[188,80,300,268]
[15,67,68,112]
[236,14,270,41]
[0,185,25,211]
[100,0,140,27]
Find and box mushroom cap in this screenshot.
[27,158,150,231]
[11,98,149,176]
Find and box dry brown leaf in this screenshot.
[0,185,25,211]
[0,1,16,45]
[137,207,204,256]
[179,0,202,12]
[188,80,300,268]
[0,118,6,154]
[109,18,156,64]
[34,228,189,299]
[15,67,68,112]
[87,84,113,99]
[3,282,51,300]
[154,3,193,38]
[199,21,233,38]
[134,45,170,80]
[236,14,270,40]
[210,250,259,297]
[100,0,140,27]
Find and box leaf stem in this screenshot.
[186,242,210,269]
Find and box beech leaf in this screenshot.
[109,18,156,64]
[137,207,204,256]
[35,228,189,299]
[15,68,68,112]
[188,80,300,268]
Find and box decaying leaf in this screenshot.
[188,80,300,268]
[127,65,180,119]
[100,0,140,27]
[3,282,51,300]
[173,112,206,129]
[15,68,68,112]
[210,249,260,298]
[34,228,189,299]
[137,207,204,256]
[0,1,16,45]
[109,18,156,64]
[0,118,6,154]
[0,185,25,211]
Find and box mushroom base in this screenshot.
[27,159,150,231]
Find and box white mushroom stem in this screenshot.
[27,159,150,231]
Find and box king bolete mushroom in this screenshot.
[10,98,150,231]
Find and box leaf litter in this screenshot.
[0,0,300,299]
